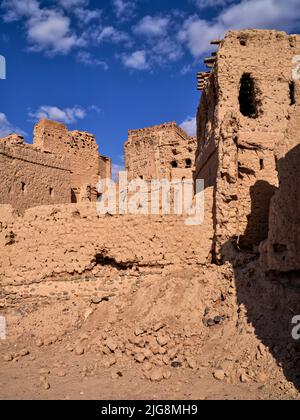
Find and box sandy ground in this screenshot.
[0,343,291,400]
[1,261,300,400]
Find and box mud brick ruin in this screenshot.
[0,119,111,211]
[195,30,300,264]
[125,122,197,181]
[1,29,300,399]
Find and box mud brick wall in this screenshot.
[0,141,70,212]
[0,197,214,286]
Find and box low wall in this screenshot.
[0,192,214,286]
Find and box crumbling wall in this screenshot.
[0,200,214,286]
[0,142,71,212]
[0,134,25,146]
[196,30,300,258]
[34,119,100,202]
[125,123,196,181]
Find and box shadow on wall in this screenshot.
[239,180,276,250]
[222,144,300,391]
[225,248,300,391]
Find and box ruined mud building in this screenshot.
[0,119,112,211]
[195,30,300,267]
[125,122,197,181]
[123,123,197,214]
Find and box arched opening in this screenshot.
[21,182,26,193]
[185,158,192,168]
[239,73,259,118]
[49,187,54,197]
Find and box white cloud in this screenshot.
[134,16,170,37]
[88,105,102,114]
[122,50,149,70]
[112,0,136,21]
[57,0,89,8]
[1,1,85,55]
[179,17,224,57]
[131,14,184,69]
[29,105,102,124]
[121,39,183,71]
[76,51,109,69]
[153,38,184,63]
[0,113,26,137]
[180,0,300,58]
[73,7,102,24]
[180,116,196,137]
[29,106,87,124]
[221,0,300,31]
[194,0,234,9]
[96,26,130,43]
[1,0,40,22]
[27,10,84,54]
[180,63,194,75]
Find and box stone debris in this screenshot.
[3,354,13,362]
[40,376,50,390]
[74,345,85,356]
[214,370,225,381]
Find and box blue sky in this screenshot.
[0,0,300,171]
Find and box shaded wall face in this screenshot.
[125,125,196,181]
[34,120,99,201]
[261,96,300,272]
[195,76,218,183]
[99,156,112,179]
[195,77,219,190]
[196,30,300,257]
[0,143,71,212]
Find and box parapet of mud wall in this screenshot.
[195,30,300,259]
[0,142,71,212]
[0,191,214,287]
